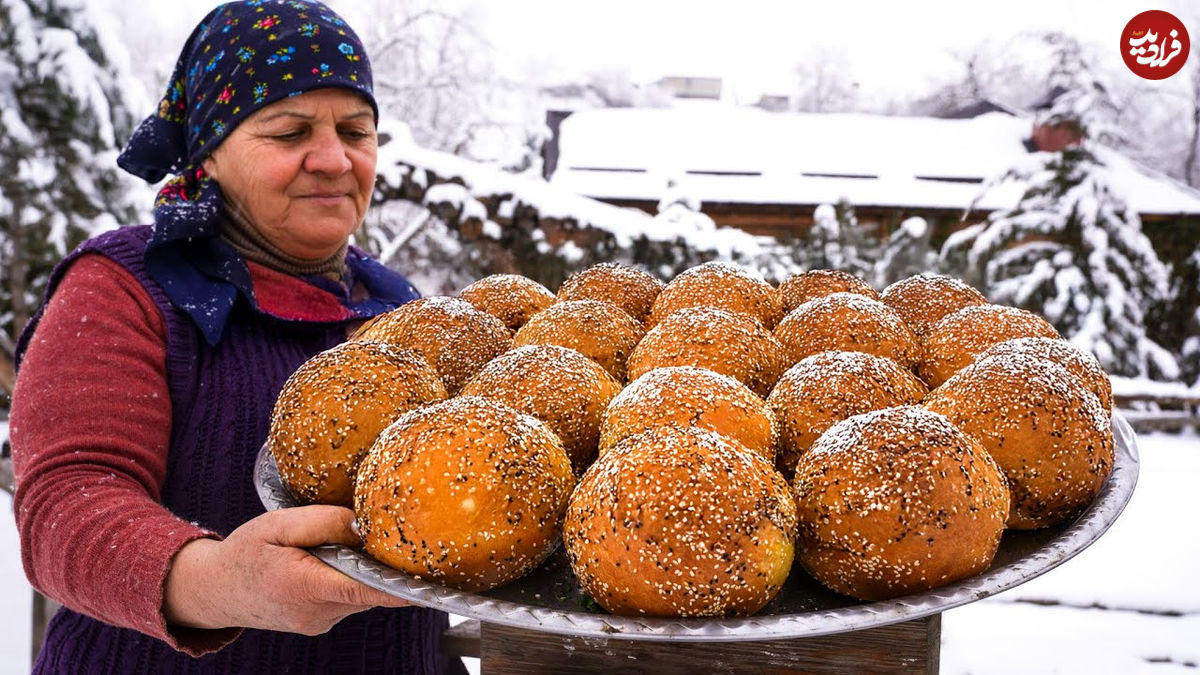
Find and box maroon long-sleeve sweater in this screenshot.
[10,254,237,654]
[10,244,375,655]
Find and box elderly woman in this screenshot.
[9,2,464,673]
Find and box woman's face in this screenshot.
[202,88,377,260]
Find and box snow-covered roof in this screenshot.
[549,105,1200,216]
[375,121,778,262]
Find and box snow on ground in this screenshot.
[0,430,1195,673]
[1111,376,1200,400]
[0,492,31,674]
[943,603,1200,675]
[942,431,1200,674]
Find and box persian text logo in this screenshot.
[1121,10,1189,80]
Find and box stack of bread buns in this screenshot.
[266,261,1115,609]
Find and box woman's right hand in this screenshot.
[163,505,410,635]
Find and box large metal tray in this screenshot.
[254,413,1138,642]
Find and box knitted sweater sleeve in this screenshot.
[10,253,240,655]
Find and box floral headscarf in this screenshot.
[115,1,417,345]
[119,0,375,184]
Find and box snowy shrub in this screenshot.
[654,179,715,233]
[797,202,875,280]
[875,216,936,288]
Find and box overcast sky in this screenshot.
[474,1,1174,97]
[123,0,1194,106]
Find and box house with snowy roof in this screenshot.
[540,100,1200,258]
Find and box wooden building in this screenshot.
[542,102,1200,253]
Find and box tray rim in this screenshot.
[254,412,1139,642]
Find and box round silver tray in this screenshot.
[254,413,1138,642]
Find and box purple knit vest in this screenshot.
[22,226,462,675]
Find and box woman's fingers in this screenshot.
[311,563,412,609]
[256,504,363,549]
[258,505,411,606]
[252,506,411,611]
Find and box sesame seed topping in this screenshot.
[778,269,879,313]
[459,343,622,475]
[918,303,1061,388]
[556,262,665,324]
[774,293,919,371]
[629,306,786,399]
[601,365,777,462]
[352,296,512,395]
[513,300,645,383]
[269,340,447,506]
[564,426,797,617]
[354,396,576,592]
[792,406,1009,601]
[648,260,784,330]
[459,274,556,331]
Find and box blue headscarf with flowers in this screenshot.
[117,0,418,345]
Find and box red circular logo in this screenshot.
[1122,10,1190,80]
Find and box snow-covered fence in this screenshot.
[1111,377,1200,433]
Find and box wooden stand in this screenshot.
[443,615,941,674]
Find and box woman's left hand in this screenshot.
[163,505,411,635]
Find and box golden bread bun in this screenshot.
[879,273,987,338]
[648,261,784,329]
[773,293,920,370]
[778,269,879,313]
[792,406,1010,601]
[459,274,555,331]
[354,396,575,592]
[556,262,665,324]
[600,366,776,462]
[352,296,512,395]
[564,426,797,617]
[626,306,786,397]
[767,351,928,478]
[978,337,1113,411]
[459,344,623,474]
[269,340,447,507]
[513,299,645,382]
[922,354,1113,529]
[918,304,1060,388]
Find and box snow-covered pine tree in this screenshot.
[1030,32,1120,147]
[960,148,1177,379]
[0,0,147,348]
[875,216,935,287]
[945,32,1178,380]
